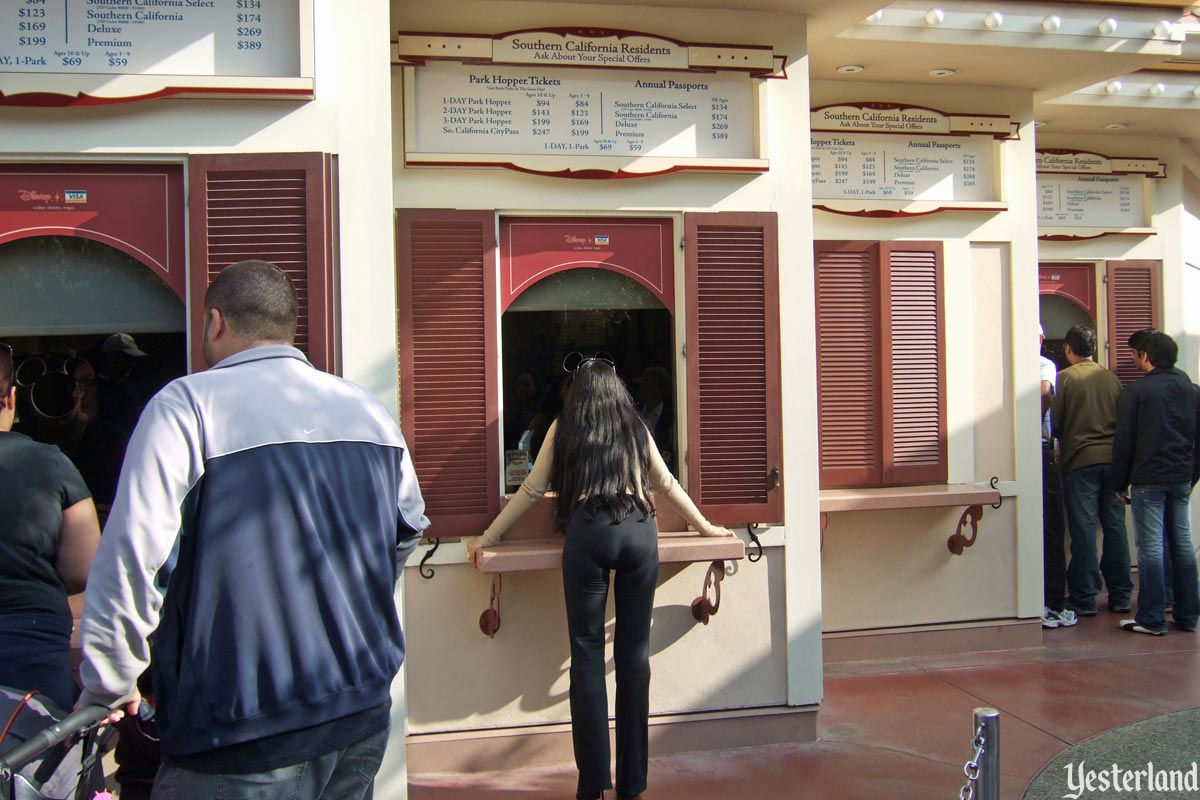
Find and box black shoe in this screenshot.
[1066,605,1097,617]
[1110,602,1132,614]
[577,791,604,800]
[1120,619,1166,636]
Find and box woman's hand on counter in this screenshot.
[701,524,736,538]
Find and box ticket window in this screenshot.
[501,269,676,491]
[499,217,678,493]
[397,209,782,538]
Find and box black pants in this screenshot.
[0,612,76,712]
[562,505,659,798]
[1042,443,1067,611]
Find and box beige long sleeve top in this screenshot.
[477,420,719,547]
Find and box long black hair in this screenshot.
[552,358,654,530]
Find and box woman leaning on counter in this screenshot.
[469,354,733,800]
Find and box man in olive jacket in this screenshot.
[1051,324,1133,616]
[1110,331,1200,635]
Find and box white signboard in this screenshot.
[1,0,301,77]
[410,61,754,159]
[1037,174,1144,228]
[811,132,994,201]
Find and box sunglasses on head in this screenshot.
[562,351,615,374]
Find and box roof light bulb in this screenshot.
[1193,86,1200,98]
[1149,82,1166,96]
[924,8,944,26]
[1042,15,1061,33]
[1105,80,1122,95]
[983,11,1003,30]
[1098,18,1118,36]
[865,10,884,23]
[1154,20,1174,38]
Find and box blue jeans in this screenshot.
[1131,483,1199,633]
[151,727,388,800]
[1064,464,1133,613]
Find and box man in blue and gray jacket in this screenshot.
[79,260,429,799]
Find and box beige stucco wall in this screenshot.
[809,80,1043,628]
[404,556,786,733]
[392,0,823,734]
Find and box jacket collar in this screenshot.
[209,344,312,371]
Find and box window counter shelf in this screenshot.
[467,533,745,636]
[818,483,1002,556]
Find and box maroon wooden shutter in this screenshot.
[396,210,499,538]
[814,242,881,487]
[1106,260,1160,386]
[684,212,782,525]
[881,242,946,484]
[188,153,336,372]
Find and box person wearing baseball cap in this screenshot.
[98,333,152,433]
[103,333,148,358]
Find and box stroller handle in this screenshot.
[0,705,111,775]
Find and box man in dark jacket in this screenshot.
[1111,331,1200,636]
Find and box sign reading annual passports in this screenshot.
[810,131,994,202]
[0,0,312,104]
[0,0,301,77]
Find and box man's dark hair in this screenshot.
[1063,325,1097,359]
[0,343,12,399]
[205,260,298,344]
[1127,327,1157,352]
[1144,331,1178,369]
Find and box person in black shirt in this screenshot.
[0,342,102,710]
[1111,331,1200,635]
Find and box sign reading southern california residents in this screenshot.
[492,30,688,69]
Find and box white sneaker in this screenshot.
[1055,609,1078,627]
[1042,607,1060,628]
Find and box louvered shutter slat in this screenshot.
[189,154,334,373]
[882,243,947,484]
[397,211,499,537]
[685,213,782,524]
[1106,261,1160,386]
[815,244,880,486]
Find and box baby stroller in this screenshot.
[0,687,110,800]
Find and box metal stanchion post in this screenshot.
[974,707,1000,800]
